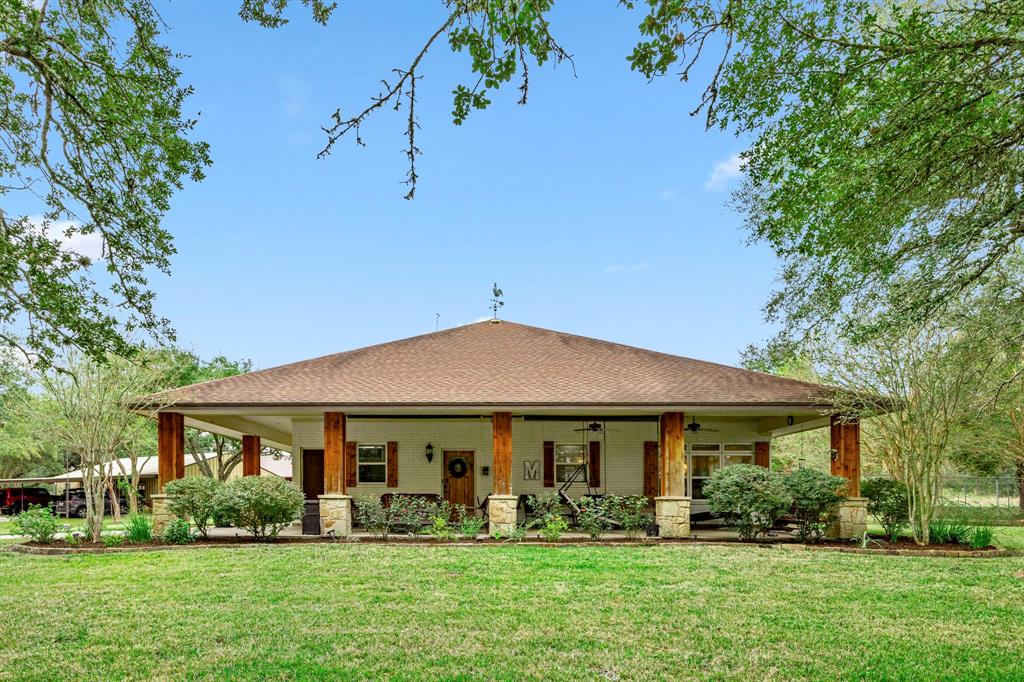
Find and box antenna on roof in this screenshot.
[490,283,504,321]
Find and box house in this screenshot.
[146,320,865,537]
[0,453,292,508]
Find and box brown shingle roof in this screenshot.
[155,321,832,408]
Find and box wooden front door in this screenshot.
[442,450,475,510]
[302,449,325,500]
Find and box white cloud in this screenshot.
[30,217,104,261]
[278,75,310,119]
[704,153,745,191]
[659,190,679,201]
[604,263,648,274]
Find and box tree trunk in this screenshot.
[1017,459,1024,514]
[106,478,122,523]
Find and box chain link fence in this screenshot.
[941,476,1022,514]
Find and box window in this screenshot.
[687,443,755,499]
[357,444,386,484]
[555,444,587,483]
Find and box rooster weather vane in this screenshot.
[490,283,504,320]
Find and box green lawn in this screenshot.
[1,544,1022,680]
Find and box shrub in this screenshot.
[165,476,222,538]
[577,496,612,539]
[784,469,848,543]
[124,513,153,543]
[354,496,390,539]
[161,518,194,544]
[456,506,486,540]
[528,491,563,518]
[101,534,125,548]
[13,505,60,543]
[389,495,439,535]
[969,525,994,549]
[212,476,304,540]
[605,495,651,540]
[427,515,456,541]
[704,464,793,541]
[539,514,569,542]
[861,478,909,542]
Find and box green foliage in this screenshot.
[427,515,456,542]
[353,496,390,540]
[704,465,793,541]
[928,516,971,546]
[160,518,195,545]
[527,492,563,518]
[605,495,651,540]
[538,514,568,543]
[13,505,60,543]
[101,534,126,548]
[124,514,153,544]
[212,476,304,540]
[0,0,210,365]
[784,469,848,543]
[861,478,909,542]
[969,526,994,550]
[165,476,223,538]
[577,496,612,540]
[456,506,486,540]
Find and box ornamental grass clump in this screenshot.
[212,476,303,540]
[165,476,222,538]
[124,513,153,543]
[784,468,848,543]
[704,465,792,541]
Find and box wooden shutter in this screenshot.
[755,441,770,468]
[386,441,398,487]
[543,441,555,488]
[345,441,357,488]
[643,441,658,499]
[588,440,601,487]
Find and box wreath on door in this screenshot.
[447,457,469,479]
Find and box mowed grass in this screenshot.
[2,545,1023,681]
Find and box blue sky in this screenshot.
[139,2,773,368]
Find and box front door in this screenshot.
[442,450,475,510]
[302,449,325,500]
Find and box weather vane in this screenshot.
[490,283,504,320]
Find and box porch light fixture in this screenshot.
[425,442,434,463]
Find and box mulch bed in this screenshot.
[6,534,1019,558]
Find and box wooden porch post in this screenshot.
[659,412,686,496]
[492,411,512,496]
[323,412,347,494]
[157,412,184,492]
[830,415,861,497]
[242,435,261,476]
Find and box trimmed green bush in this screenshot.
[605,495,651,540]
[577,496,612,539]
[704,464,792,541]
[161,518,194,545]
[212,476,304,540]
[165,476,223,538]
[13,505,60,543]
[785,468,848,543]
[861,478,909,541]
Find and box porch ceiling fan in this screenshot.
[572,421,605,432]
[685,415,719,433]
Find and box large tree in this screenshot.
[246,0,1023,341]
[0,0,209,367]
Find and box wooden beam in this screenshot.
[158,412,184,491]
[242,435,261,476]
[659,412,686,497]
[830,416,861,497]
[492,412,513,495]
[324,412,346,494]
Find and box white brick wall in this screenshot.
[292,417,765,503]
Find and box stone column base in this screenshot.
[150,494,174,534]
[487,494,518,536]
[827,497,868,539]
[655,496,691,538]
[319,494,353,537]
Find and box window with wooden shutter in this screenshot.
[543,441,554,488]
[588,440,601,487]
[386,441,398,487]
[643,441,658,499]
